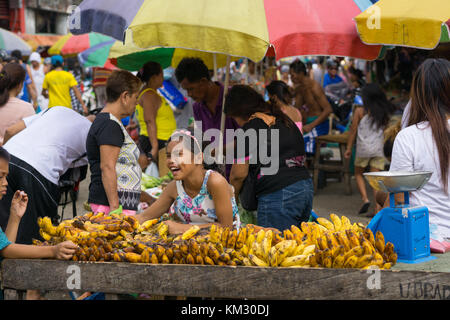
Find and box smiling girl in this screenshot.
[137,129,240,234]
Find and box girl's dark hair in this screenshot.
[224,85,293,128]
[0,146,10,162]
[266,80,292,105]
[167,129,224,176]
[409,58,450,192]
[137,61,163,83]
[360,83,395,129]
[0,63,26,107]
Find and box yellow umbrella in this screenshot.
[354,0,450,49]
[127,0,270,62]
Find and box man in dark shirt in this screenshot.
[175,58,239,179]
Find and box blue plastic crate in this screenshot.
[368,205,436,264]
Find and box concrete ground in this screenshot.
[59,170,375,226]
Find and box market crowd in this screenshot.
[0,49,449,299]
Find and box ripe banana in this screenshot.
[330,245,344,259]
[182,225,200,240]
[322,255,333,268]
[300,222,310,234]
[363,228,376,246]
[317,217,335,231]
[240,244,249,257]
[325,232,339,248]
[293,244,305,256]
[343,255,358,268]
[186,253,195,264]
[252,241,266,261]
[262,230,273,256]
[141,249,150,263]
[346,230,360,248]
[221,227,230,247]
[204,256,215,265]
[209,224,220,243]
[373,252,384,267]
[283,229,295,240]
[249,254,269,267]
[384,242,395,256]
[330,214,342,231]
[341,216,352,229]
[226,229,238,249]
[245,233,256,249]
[335,232,351,251]
[235,227,247,250]
[316,237,328,250]
[382,262,392,269]
[280,254,308,267]
[375,231,385,253]
[125,252,141,263]
[388,252,398,264]
[302,244,316,256]
[255,229,266,243]
[343,246,364,261]
[361,240,376,256]
[39,229,52,241]
[332,254,345,268]
[355,254,374,268]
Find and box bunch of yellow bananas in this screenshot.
[35,212,396,269]
[309,214,396,269]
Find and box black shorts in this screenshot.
[0,155,60,245]
[137,135,167,157]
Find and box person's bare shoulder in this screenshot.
[207,171,231,195]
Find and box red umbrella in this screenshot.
[264,0,382,60]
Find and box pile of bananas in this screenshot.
[34,212,396,269]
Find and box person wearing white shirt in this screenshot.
[0,107,93,245]
[389,58,450,240]
[29,52,48,112]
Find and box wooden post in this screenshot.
[244,58,249,85]
[217,55,231,165]
[213,53,218,82]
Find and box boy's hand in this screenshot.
[10,190,28,220]
[53,241,78,260]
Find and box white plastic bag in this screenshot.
[145,161,159,178]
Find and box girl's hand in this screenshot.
[344,149,352,159]
[53,241,78,260]
[164,220,189,235]
[10,191,28,220]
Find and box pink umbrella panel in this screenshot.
[264,0,382,60]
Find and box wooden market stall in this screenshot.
[2,253,450,300]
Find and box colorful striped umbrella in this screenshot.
[71,0,382,61]
[354,0,450,49]
[48,32,114,56]
[0,28,32,56]
[78,37,238,71]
